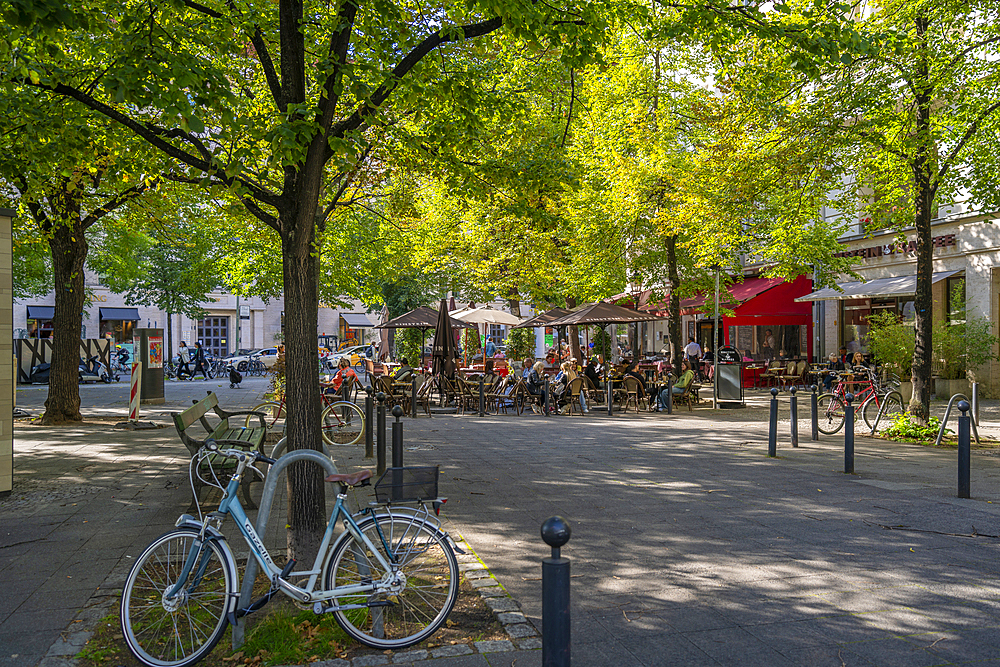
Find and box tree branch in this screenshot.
[164,172,280,230]
[81,176,161,228]
[933,99,1000,199]
[251,26,285,112]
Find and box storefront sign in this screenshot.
[835,234,956,260]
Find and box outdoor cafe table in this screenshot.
[743,365,766,388]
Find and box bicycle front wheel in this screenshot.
[120,528,235,667]
[816,394,846,435]
[862,393,905,431]
[323,515,459,650]
[321,401,365,446]
[246,401,286,437]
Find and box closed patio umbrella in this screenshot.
[431,299,460,379]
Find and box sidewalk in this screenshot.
[5,387,1000,666]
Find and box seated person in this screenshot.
[823,353,845,390]
[522,357,534,379]
[393,358,413,381]
[326,358,358,400]
[622,360,647,394]
[657,361,695,410]
[526,361,550,414]
[551,361,577,405]
[701,347,715,381]
[584,356,603,389]
[483,358,498,383]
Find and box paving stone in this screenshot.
[309,660,348,667]
[484,597,520,612]
[351,655,390,666]
[391,649,428,662]
[505,623,538,638]
[476,587,506,597]
[516,637,543,650]
[429,644,474,658]
[470,577,497,588]
[470,640,511,656]
[462,569,491,580]
[458,562,486,572]
[496,612,528,624]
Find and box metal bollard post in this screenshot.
[810,384,819,441]
[789,386,799,448]
[666,376,673,415]
[768,387,778,457]
[607,376,613,417]
[541,516,571,667]
[411,375,418,419]
[958,400,971,499]
[364,387,374,459]
[544,375,550,417]
[479,375,486,417]
[392,405,404,502]
[844,393,855,474]
[376,392,387,476]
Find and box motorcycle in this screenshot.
[79,355,117,383]
[28,362,51,384]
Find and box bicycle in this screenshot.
[247,392,365,446]
[816,367,904,434]
[120,443,459,666]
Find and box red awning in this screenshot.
[679,277,786,315]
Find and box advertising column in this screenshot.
[134,328,165,404]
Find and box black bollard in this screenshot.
[541,516,571,667]
[810,384,819,441]
[844,393,855,474]
[544,375,551,417]
[790,386,799,448]
[606,376,613,417]
[666,376,673,415]
[364,386,374,459]
[768,387,778,457]
[479,375,486,417]
[411,375,417,419]
[376,392,387,476]
[392,406,404,502]
[958,400,971,499]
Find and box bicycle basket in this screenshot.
[374,466,439,503]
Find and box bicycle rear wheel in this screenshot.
[321,401,365,446]
[246,401,286,437]
[862,393,905,431]
[323,515,458,650]
[816,394,846,435]
[120,528,235,667]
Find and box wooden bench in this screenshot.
[172,392,267,510]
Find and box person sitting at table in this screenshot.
[394,358,413,382]
[584,356,603,390]
[622,359,647,394]
[823,353,845,390]
[657,361,694,411]
[326,358,359,400]
[526,361,550,414]
[522,357,534,379]
[702,346,715,381]
[483,358,498,384]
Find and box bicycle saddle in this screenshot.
[324,470,373,486]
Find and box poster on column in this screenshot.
[147,335,163,369]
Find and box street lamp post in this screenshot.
[711,265,721,410]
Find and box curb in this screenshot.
[36,533,538,667]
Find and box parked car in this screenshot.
[224,347,280,370]
[332,344,374,367]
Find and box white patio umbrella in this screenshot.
[451,306,524,366]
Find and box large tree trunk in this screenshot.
[281,215,326,565]
[666,235,683,373]
[908,13,933,424]
[41,214,88,424]
[566,296,582,363]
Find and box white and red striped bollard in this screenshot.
[129,362,142,420]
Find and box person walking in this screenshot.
[177,341,192,380]
[192,341,211,380]
[483,336,497,359]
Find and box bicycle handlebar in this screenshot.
[203,440,277,466]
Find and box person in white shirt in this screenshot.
[684,337,701,363]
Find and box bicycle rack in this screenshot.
[269,436,333,460]
[868,390,906,436]
[232,449,339,650]
[935,393,981,447]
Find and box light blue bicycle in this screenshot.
[120,442,459,667]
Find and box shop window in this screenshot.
[488,324,506,344]
[99,319,134,344]
[946,277,966,324]
[198,317,230,358]
[728,325,805,361]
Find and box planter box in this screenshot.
[935,378,971,401]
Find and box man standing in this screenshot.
[684,336,702,365]
[484,335,497,359]
[177,341,191,380]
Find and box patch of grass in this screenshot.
[77,578,505,667]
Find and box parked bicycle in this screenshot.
[119,443,458,666]
[816,367,904,435]
[246,391,365,446]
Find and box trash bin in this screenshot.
[715,345,743,405]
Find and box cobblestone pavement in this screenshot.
[6,381,1000,666]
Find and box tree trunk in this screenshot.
[281,215,326,565]
[666,235,683,374]
[41,213,88,424]
[566,296,582,363]
[908,13,933,424]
